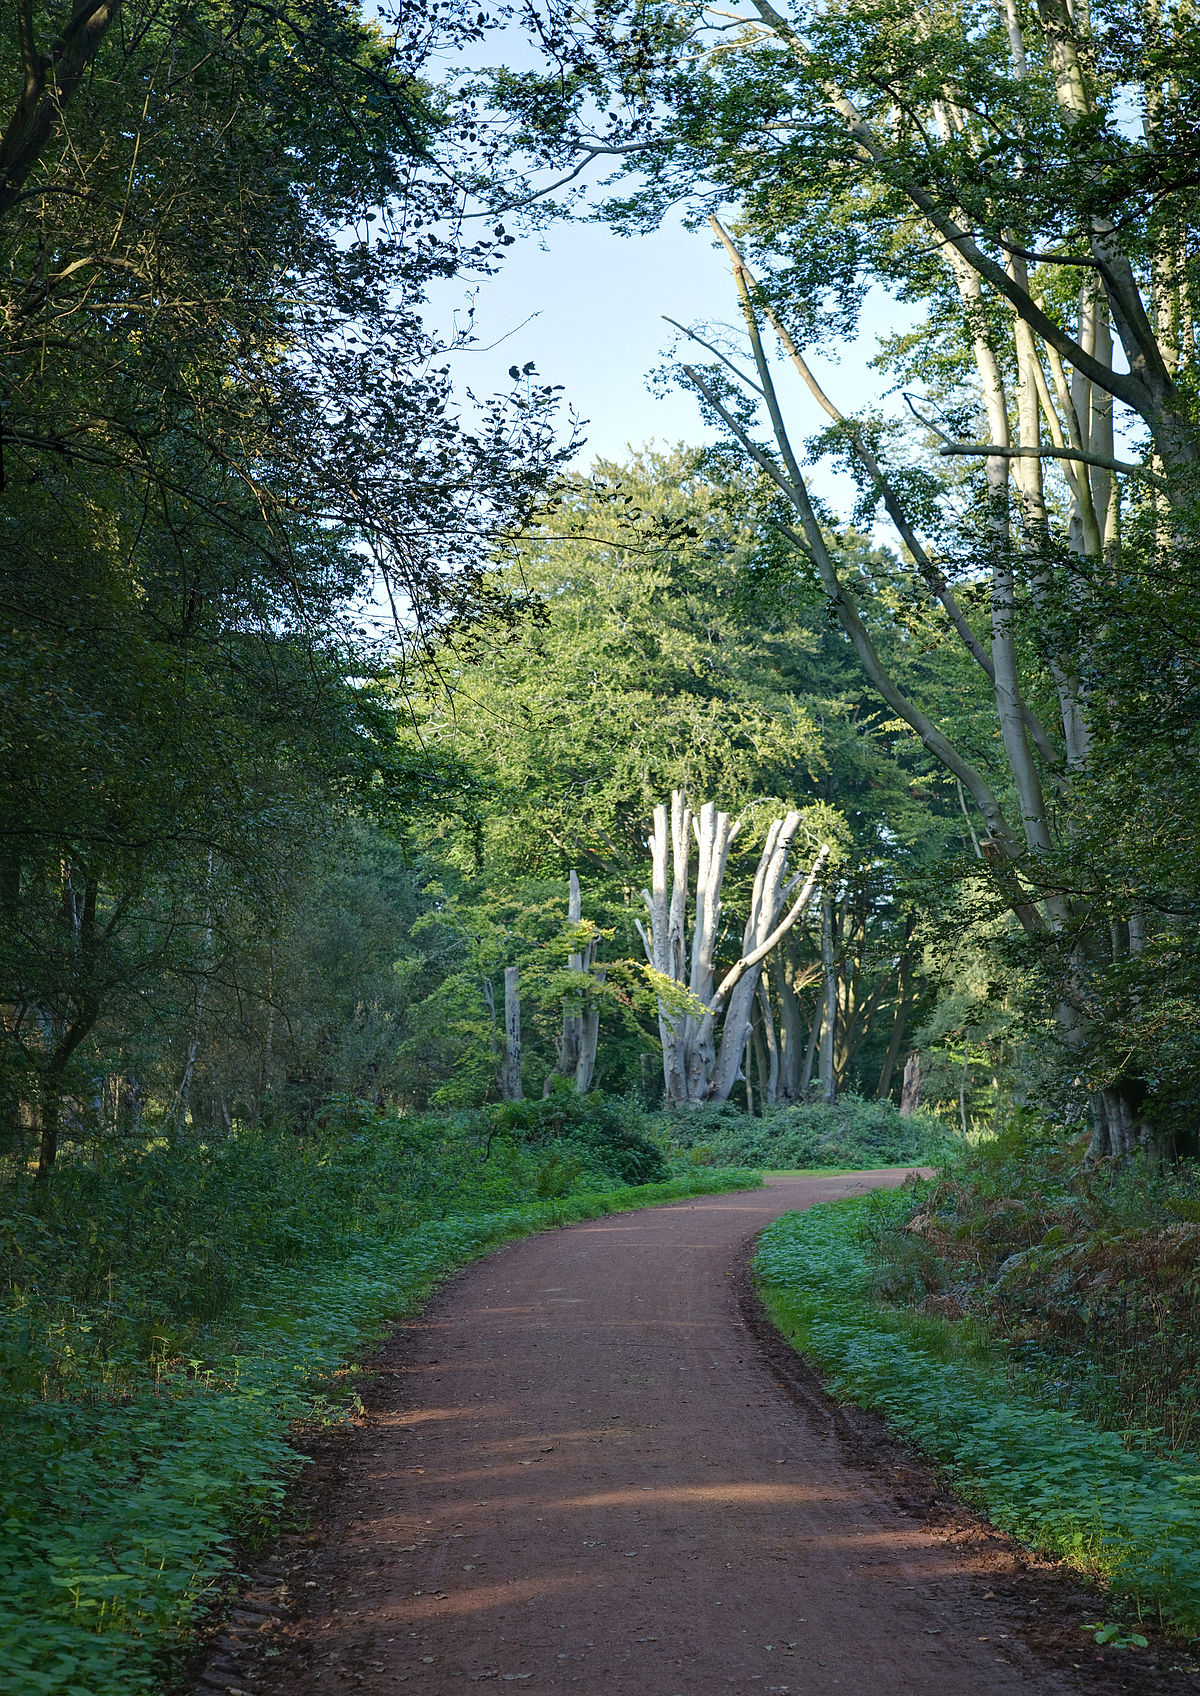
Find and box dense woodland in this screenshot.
[5,0,1200,1688]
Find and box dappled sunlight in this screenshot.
[376,1572,590,1623]
[559,1482,832,1510]
[377,1404,481,1425]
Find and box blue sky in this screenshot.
[427,210,917,512]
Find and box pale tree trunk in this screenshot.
[637,797,692,1105]
[576,966,604,1094]
[818,891,836,1105]
[756,976,779,1106]
[544,870,608,1094]
[637,790,829,1104]
[899,1053,922,1118]
[499,966,523,1102]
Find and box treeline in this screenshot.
[469,0,1200,1163]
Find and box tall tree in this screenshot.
[0,2,566,1166]
[490,0,1200,1156]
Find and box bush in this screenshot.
[880,1120,1200,1457]
[654,1094,959,1172]
[489,1089,670,1186]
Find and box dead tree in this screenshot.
[546,869,606,1094]
[497,965,523,1102]
[636,791,830,1104]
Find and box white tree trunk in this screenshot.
[899,1052,922,1117]
[639,790,829,1104]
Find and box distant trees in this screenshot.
[637,792,830,1103]
[403,450,958,1108]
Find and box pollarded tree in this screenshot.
[404,449,957,1105]
[636,791,832,1103]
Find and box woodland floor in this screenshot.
[197,1175,1200,1696]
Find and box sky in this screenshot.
[427,210,917,513]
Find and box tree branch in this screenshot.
[0,2,124,222]
[936,441,1166,489]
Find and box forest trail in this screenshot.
[256,1174,1077,1696]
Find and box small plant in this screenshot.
[756,1195,1200,1637]
[1082,1622,1149,1649]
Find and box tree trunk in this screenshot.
[499,966,523,1102]
[876,945,915,1101]
[756,975,779,1106]
[558,868,585,1080]
[639,792,829,1105]
[818,892,836,1105]
[35,1080,61,1179]
[576,966,604,1093]
[899,1052,922,1117]
[773,945,806,1101]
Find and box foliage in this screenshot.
[399,448,962,1106]
[484,0,1200,1158]
[489,1087,671,1185]
[757,1195,1200,1635]
[870,1126,1200,1458]
[0,1115,757,1694]
[654,1093,958,1170]
[0,0,567,1171]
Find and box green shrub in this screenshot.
[490,1088,670,1186]
[656,1094,958,1172]
[878,1122,1200,1456]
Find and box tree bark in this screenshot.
[817,892,837,1105]
[876,942,915,1101]
[499,966,523,1102]
[639,790,828,1104]
[899,1052,922,1118]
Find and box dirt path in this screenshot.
[234,1174,1176,1695]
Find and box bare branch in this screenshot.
[936,441,1166,489]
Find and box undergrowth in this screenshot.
[757,1192,1200,1636]
[868,1124,1200,1458]
[0,1101,757,1696]
[657,1093,959,1172]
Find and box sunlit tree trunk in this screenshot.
[499,965,523,1102]
[637,790,829,1104]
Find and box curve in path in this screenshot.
[263,1172,1073,1695]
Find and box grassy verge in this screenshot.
[2,1165,758,1696]
[756,1192,1200,1637]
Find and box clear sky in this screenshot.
[427,209,917,514]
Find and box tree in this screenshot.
[401,448,955,1105]
[637,791,831,1102]
[491,0,1200,1156]
[0,2,567,1167]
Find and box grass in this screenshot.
[0,1106,757,1696]
[756,1190,1200,1638]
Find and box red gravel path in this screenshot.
[244,1174,1100,1695]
